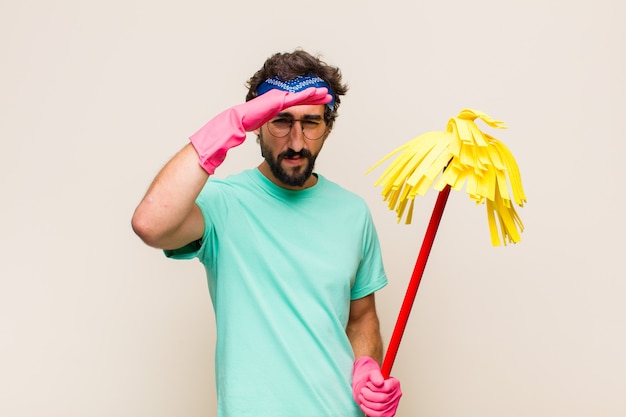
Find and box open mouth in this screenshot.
[280,150,309,164]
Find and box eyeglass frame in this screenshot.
[265,113,329,141]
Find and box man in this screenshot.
[132,49,402,417]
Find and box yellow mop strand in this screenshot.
[367,109,526,246]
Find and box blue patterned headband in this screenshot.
[257,74,336,110]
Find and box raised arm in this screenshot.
[131,88,332,250]
[131,144,208,250]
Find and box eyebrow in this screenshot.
[274,112,324,120]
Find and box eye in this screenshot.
[270,118,292,128]
[302,120,322,128]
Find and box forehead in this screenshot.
[276,104,326,118]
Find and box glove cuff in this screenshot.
[189,108,247,175]
[353,356,379,374]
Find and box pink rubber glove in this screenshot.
[352,356,402,417]
[189,87,331,174]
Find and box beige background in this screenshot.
[1,0,625,416]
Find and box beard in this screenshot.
[259,136,318,187]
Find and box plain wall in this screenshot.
[1,0,625,416]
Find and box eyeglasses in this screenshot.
[266,117,328,141]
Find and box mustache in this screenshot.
[279,148,313,159]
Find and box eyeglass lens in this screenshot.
[267,118,327,140]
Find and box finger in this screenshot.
[366,377,401,392]
[367,370,385,387]
[359,401,394,417]
[298,86,328,98]
[359,392,400,416]
[285,87,331,106]
[360,387,397,404]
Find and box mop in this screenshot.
[366,108,526,377]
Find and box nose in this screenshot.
[287,120,305,152]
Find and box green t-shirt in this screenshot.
[167,169,387,417]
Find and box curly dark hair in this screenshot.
[245,49,348,129]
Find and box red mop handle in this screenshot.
[381,184,451,378]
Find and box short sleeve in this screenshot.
[161,177,229,264]
[350,209,388,300]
